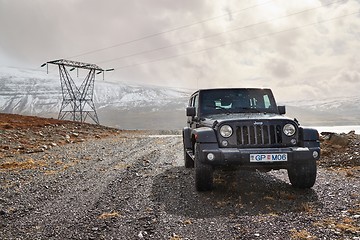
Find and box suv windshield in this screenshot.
[199,89,278,116]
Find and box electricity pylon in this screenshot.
[43,59,112,124]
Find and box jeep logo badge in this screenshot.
[254,121,263,125]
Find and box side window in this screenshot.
[189,97,193,107]
[193,94,199,112]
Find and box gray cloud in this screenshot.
[0,0,360,101]
[265,58,294,79]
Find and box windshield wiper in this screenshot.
[237,107,262,113]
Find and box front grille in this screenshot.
[236,124,282,146]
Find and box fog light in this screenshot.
[222,140,228,147]
[313,151,319,158]
[291,138,297,145]
[207,153,215,161]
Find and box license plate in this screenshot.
[250,153,288,162]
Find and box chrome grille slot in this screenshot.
[236,124,282,146]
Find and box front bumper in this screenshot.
[199,143,320,168]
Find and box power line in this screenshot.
[98,0,346,65]
[66,1,273,59]
[112,11,359,70]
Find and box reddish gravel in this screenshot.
[0,113,121,158]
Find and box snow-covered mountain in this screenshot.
[1,66,359,129]
[0,66,190,129]
[283,97,360,126]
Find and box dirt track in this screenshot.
[0,114,359,239]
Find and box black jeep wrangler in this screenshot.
[182,88,320,191]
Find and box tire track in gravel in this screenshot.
[0,133,183,239]
[79,135,184,239]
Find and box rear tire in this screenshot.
[287,159,317,189]
[194,143,213,191]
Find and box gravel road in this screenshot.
[1,131,359,240]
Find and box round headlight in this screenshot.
[283,123,296,136]
[220,125,233,138]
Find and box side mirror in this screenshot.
[278,106,286,115]
[186,107,196,117]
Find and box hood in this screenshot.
[201,113,295,126]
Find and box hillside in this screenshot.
[0,113,121,159]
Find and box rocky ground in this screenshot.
[0,113,359,240]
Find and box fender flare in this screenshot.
[299,127,320,148]
[191,127,218,143]
[182,127,192,149]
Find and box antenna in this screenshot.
[42,59,113,124]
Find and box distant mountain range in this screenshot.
[0,66,190,129]
[283,97,360,127]
[0,66,359,129]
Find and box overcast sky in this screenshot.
[1,0,360,101]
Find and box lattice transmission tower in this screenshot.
[42,59,113,124]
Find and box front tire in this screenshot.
[194,143,213,191]
[287,159,317,188]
